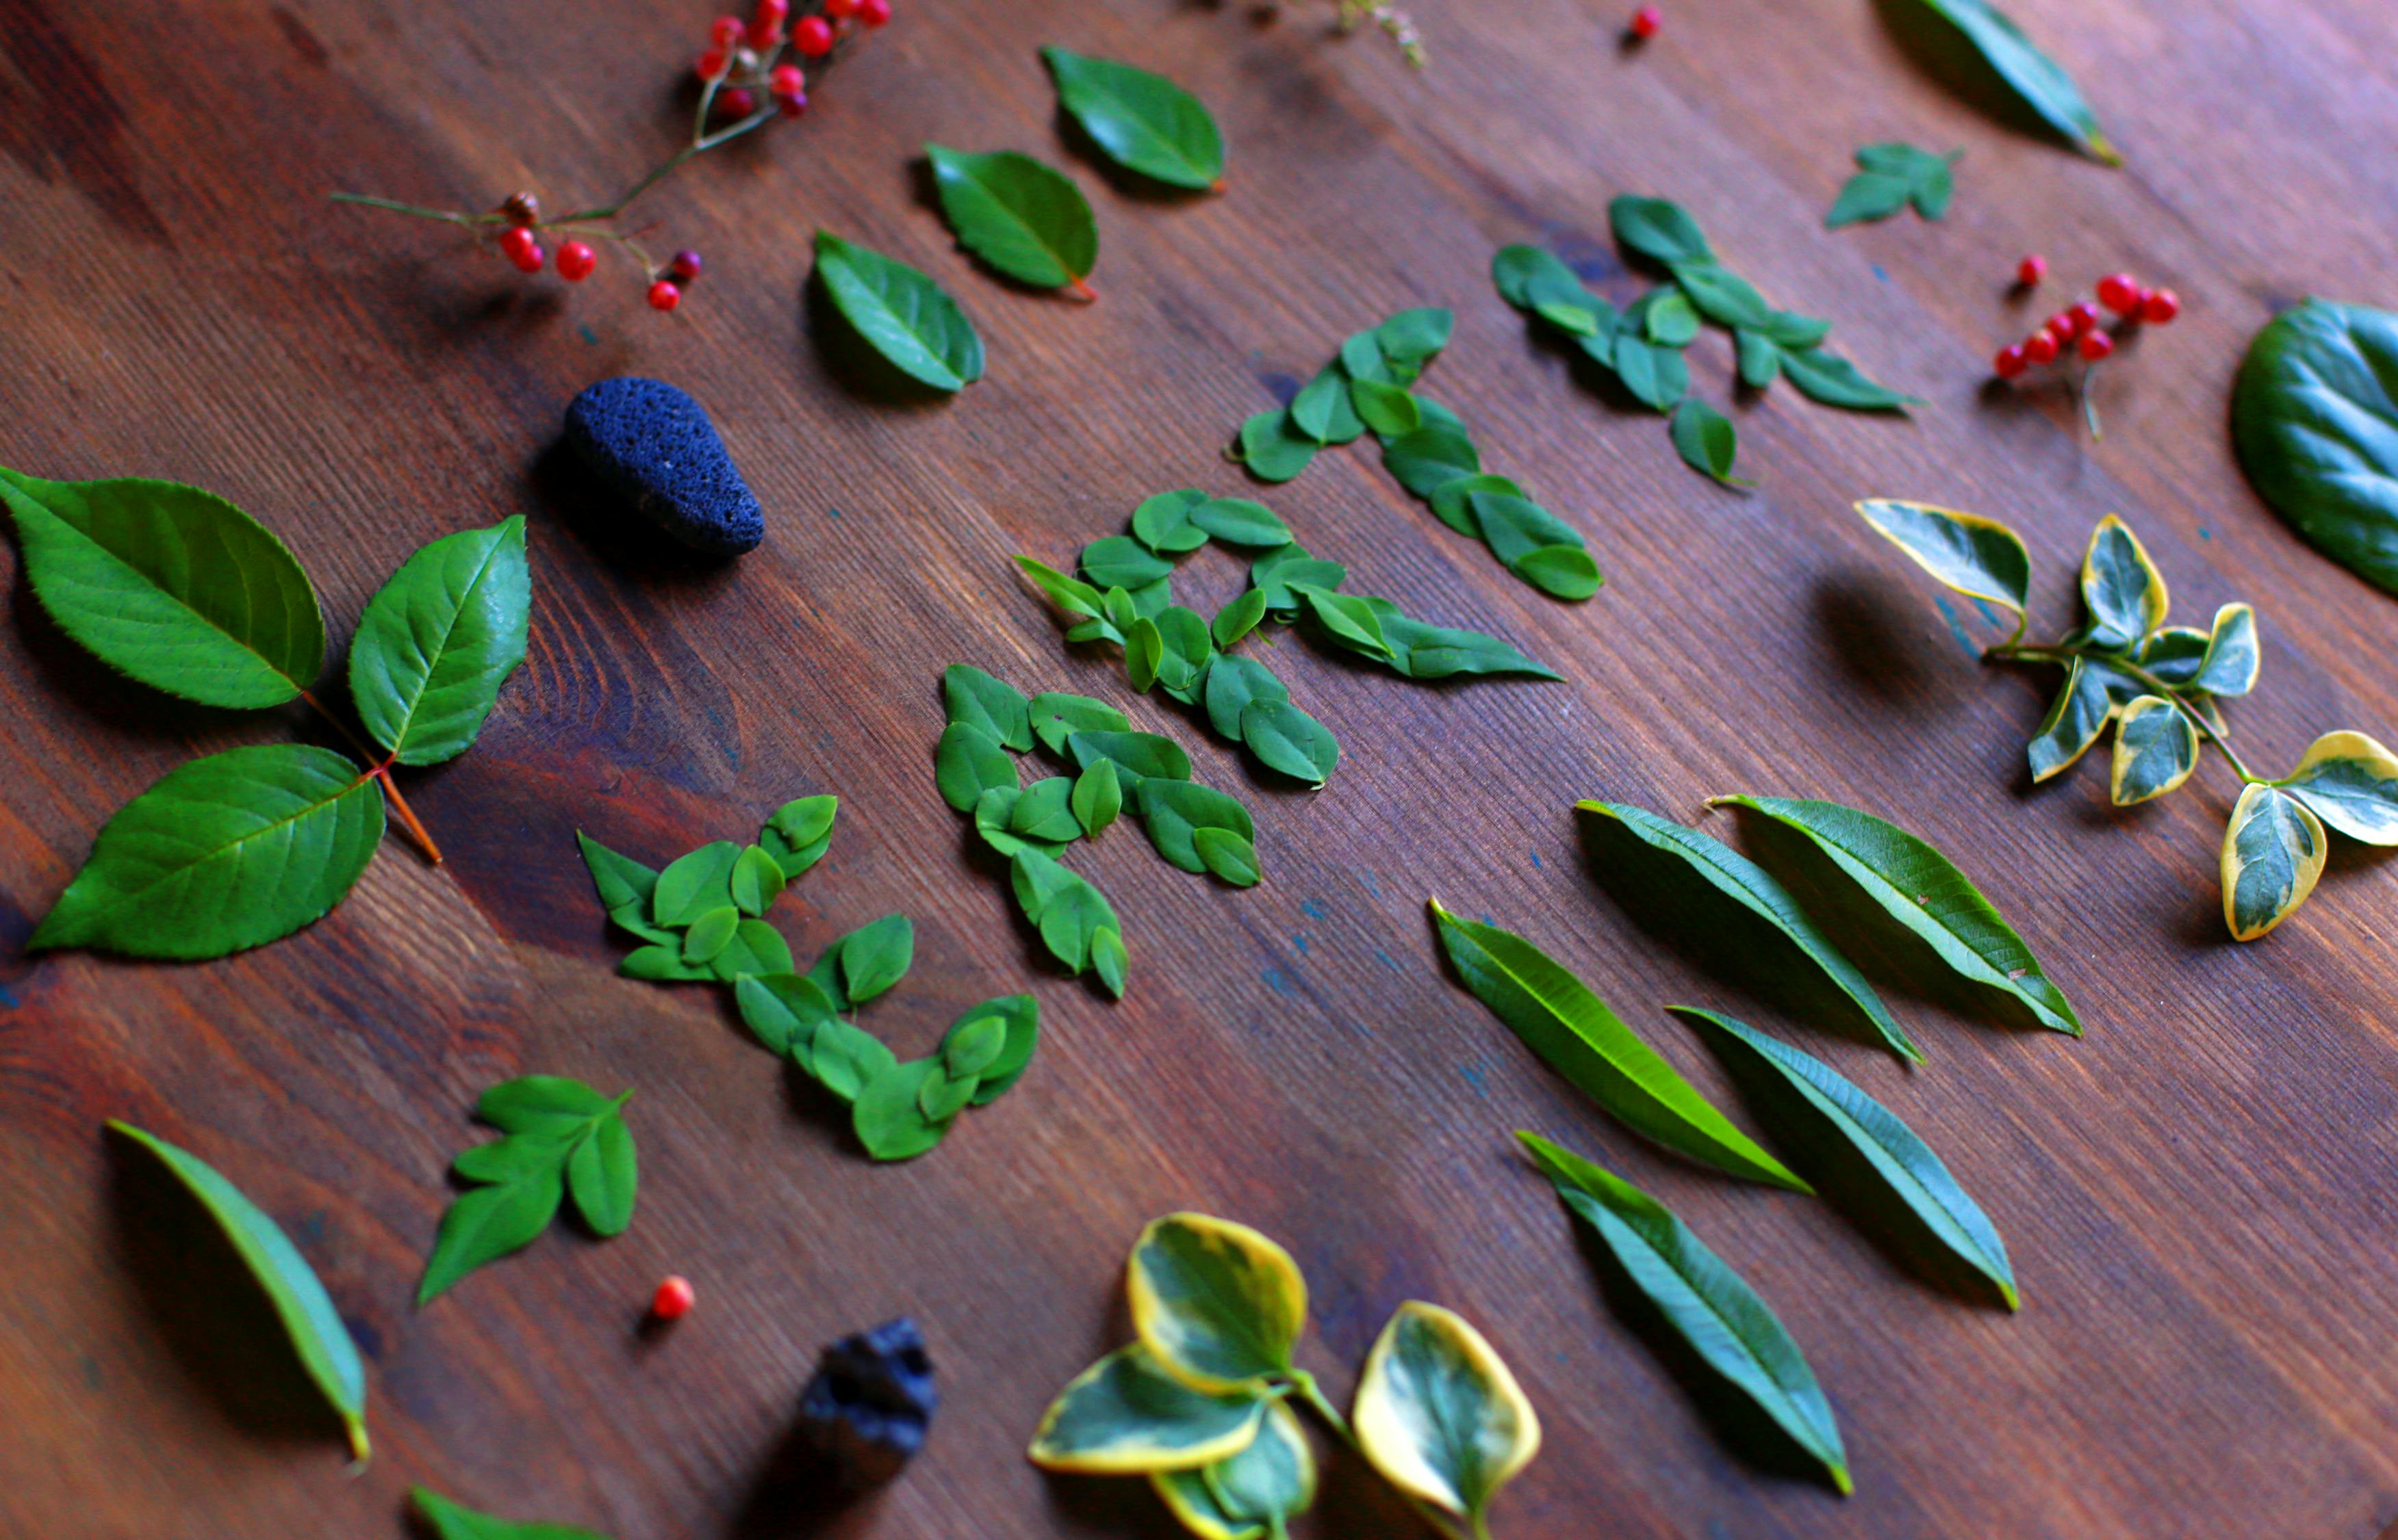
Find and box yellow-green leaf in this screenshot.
[2080,513,2167,649]
[2276,730,2398,844]
[1854,498,2028,643]
[1027,1344,1268,1474]
[1149,1399,1316,1540]
[1353,1302,1540,1526]
[1128,1213,1306,1395]
[2221,784,2326,941]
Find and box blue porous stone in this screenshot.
[797,1316,936,1487]
[563,376,763,555]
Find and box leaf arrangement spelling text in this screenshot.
[420,1077,637,1304]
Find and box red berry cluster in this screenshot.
[1993,262,2180,381]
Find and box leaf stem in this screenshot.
[1288,1371,1470,1540]
[301,691,444,863]
[1985,644,2260,782]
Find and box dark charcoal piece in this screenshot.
[797,1316,936,1487]
[563,376,764,555]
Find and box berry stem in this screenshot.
[2072,361,2104,443]
[326,192,493,227]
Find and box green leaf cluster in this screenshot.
[577,795,837,986]
[1861,499,2398,939]
[419,1077,636,1305]
[1824,143,1961,228]
[1029,1213,1540,1540]
[1230,311,1604,602]
[3,467,531,960]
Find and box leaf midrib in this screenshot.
[376,528,511,752]
[72,764,372,931]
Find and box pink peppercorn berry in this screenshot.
[2141,287,2181,324]
[709,14,743,48]
[667,249,704,285]
[2078,329,2115,362]
[2067,300,2102,337]
[499,226,544,274]
[651,1275,696,1320]
[2015,254,2047,287]
[1628,4,1662,40]
[1993,343,2028,380]
[555,240,596,283]
[794,14,834,53]
[648,279,683,311]
[715,86,756,120]
[749,0,789,48]
[696,48,728,81]
[2097,272,2142,314]
[859,0,891,27]
[2024,327,2061,365]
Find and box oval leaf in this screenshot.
[2232,298,2398,594]
[1042,47,1224,191]
[1028,1344,1267,1474]
[2193,602,2260,697]
[926,144,1097,290]
[813,231,984,392]
[1150,1398,1316,1540]
[1129,1213,1307,1395]
[1854,498,2030,641]
[1238,699,1339,788]
[1670,399,1745,486]
[2221,783,2326,941]
[1352,1301,1540,1525]
[2276,730,2398,844]
[565,1114,637,1237]
[2080,513,2167,650]
[348,517,530,765]
[2109,696,2199,806]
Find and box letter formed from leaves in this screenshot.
[926,144,1099,298]
[1042,46,1224,192]
[411,1487,613,1540]
[813,230,985,392]
[1353,1302,1542,1536]
[419,1076,636,1305]
[1887,0,2119,164]
[2232,298,2398,595]
[1520,1133,1852,1496]
[1859,498,2398,938]
[1825,144,1961,228]
[579,796,832,984]
[107,1121,370,1462]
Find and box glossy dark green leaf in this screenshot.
[1139,778,1255,875]
[1029,691,1130,754]
[2026,656,2134,781]
[1239,699,1338,787]
[1469,492,1582,569]
[1670,400,1746,486]
[1855,498,2030,643]
[1069,728,1192,789]
[1893,0,2118,163]
[2221,784,2325,941]
[2276,730,2398,844]
[1577,801,1921,1063]
[2192,602,2260,696]
[943,665,1034,751]
[926,144,1096,290]
[1042,46,1224,191]
[411,1487,613,1540]
[936,721,1019,812]
[0,468,325,708]
[109,1121,369,1461]
[1072,758,1123,836]
[565,1114,637,1236]
[1609,196,1712,266]
[1490,243,1585,309]
[854,1060,950,1161]
[1778,346,1917,411]
[1521,1133,1850,1495]
[32,743,383,960]
[348,517,528,765]
[813,230,984,392]
[2231,298,2398,594]
[653,840,740,926]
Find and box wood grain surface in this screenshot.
[4,0,2397,1535]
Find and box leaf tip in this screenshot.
[1829,1461,1855,1498]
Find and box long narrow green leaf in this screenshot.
[1429,901,1808,1192]
[1893,0,2119,164]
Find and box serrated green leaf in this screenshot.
[348,517,529,765]
[813,230,984,392]
[1042,46,1223,190]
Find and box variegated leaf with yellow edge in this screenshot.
[1149,1398,1316,1539]
[2109,696,2199,805]
[1027,1343,1268,1474]
[2221,784,2326,941]
[1854,499,2030,645]
[1352,1301,1541,1530]
[2079,513,2169,650]
[2275,730,2398,845]
[2193,602,2260,696]
[2027,656,2139,782]
[1129,1214,1308,1395]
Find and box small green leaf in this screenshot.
[730,844,786,916]
[761,795,838,878]
[942,1012,1008,1080]
[1645,289,1702,346]
[917,1064,981,1123]
[1203,654,1288,741]
[348,517,529,765]
[838,913,914,1003]
[733,971,839,1057]
[1351,377,1423,437]
[1612,333,1690,411]
[813,230,984,392]
[1132,488,1212,553]
[1736,328,1782,388]
[2110,696,2200,805]
[1130,1213,1306,1394]
[1151,604,1215,697]
[1027,1344,1267,1474]
[2221,784,2326,941]
[1670,261,1772,329]
[1373,606,1563,680]
[2193,602,2260,696]
[2080,513,2168,649]
[1072,758,1123,836]
[926,144,1097,290]
[2276,730,2398,843]
[1826,169,1912,229]
[452,1135,570,1187]
[1382,424,1481,498]
[711,917,793,981]
[1239,698,1339,787]
[418,1168,563,1305]
[1081,534,1175,591]
[576,832,671,944]
[811,1016,900,1102]
[1511,546,1605,602]
[681,904,739,964]
[476,1076,612,1134]
[959,994,1041,1103]
[565,1114,637,1237]
[1236,408,1317,483]
[1779,346,1917,411]
[619,946,710,981]
[1016,555,1110,622]
[936,721,1020,812]
[1854,498,2031,643]
[1010,849,1124,980]
[943,664,1034,751]
[1290,365,1364,445]
[1193,826,1262,888]
[2026,656,2133,781]
[652,840,740,927]
[1210,589,1268,650]
[1670,399,1746,486]
[1352,1301,1541,1528]
[1289,582,1391,660]
[1609,195,1712,266]
[411,1487,613,1540]
[1042,46,1224,191]
[1069,728,1192,789]
[1187,498,1290,550]
[1249,545,1347,617]
[1028,691,1130,754]
[1891,0,2118,163]
[1140,779,1255,875]
[853,1060,950,1160]
[1010,776,1086,845]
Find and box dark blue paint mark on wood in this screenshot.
[1460,1061,1489,1095]
[1262,967,1297,996]
[1530,849,1543,869]
[1373,948,1401,972]
[1292,934,1310,955]
[1934,593,1978,655]
[1301,899,1327,919]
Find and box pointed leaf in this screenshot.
[2276,730,2398,844]
[761,795,837,878]
[1238,699,1338,787]
[1236,407,1316,483]
[2080,514,2168,649]
[1139,778,1255,875]
[1028,1344,1267,1474]
[1130,1213,1306,1394]
[1069,728,1192,789]
[1855,498,2030,642]
[943,664,1034,751]
[1353,1301,1540,1526]
[1893,0,2118,163]
[852,1060,949,1161]
[2109,696,2199,805]
[734,971,839,1057]
[411,1487,613,1540]
[1670,399,1746,485]
[1042,46,1223,190]
[1825,170,1913,228]
[926,144,1097,289]
[813,231,983,392]
[475,1076,613,1136]
[1608,196,1712,266]
[953,993,1040,1103]
[2193,602,2260,696]
[2221,784,2326,940]
[936,721,1019,812]
[1189,498,1292,549]
[1779,346,1917,411]
[347,517,530,765]
[652,840,740,926]
[418,1168,563,1304]
[838,913,914,1003]
[2026,656,2134,781]
[1028,691,1129,754]
[1151,1398,1316,1539]
[1210,589,1268,650]
[565,1115,637,1236]
[1072,758,1123,836]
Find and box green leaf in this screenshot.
[1069,728,1192,789]
[0,468,325,708]
[1203,654,1288,741]
[1609,195,1712,266]
[1826,148,1959,227]
[1670,399,1746,486]
[411,1487,613,1540]
[1352,1300,1541,1527]
[1080,534,1175,591]
[1236,408,1316,483]
[2080,513,2168,649]
[936,721,1020,812]
[1778,346,1917,411]
[1611,333,1690,411]
[1028,691,1129,755]
[733,971,839,1057]
[450,1133,567,1187]
[1490,243,1587,310]
[1708,796,2081,1037]
[1130,1213,1306,1394]
[1239,698,1339,787]
[1151,606,1215,698]
[837,912,914,1003]
[1190,498,1292,549]
[1427,900,1807,1189]
[1854,498,2030,643]
[1210,589,1268,650]
[1071,758,1123,836]
[1645,289,1702,346]
[1373,608,1563,681]
[761,795,838,878]
[730,844,786,916]
[2193,602,2260,696]
[917,1063,981,1123]
[1892,0,2119,163]
[2231,298,2398,594]
[943,665,1034,751]
[1151,1398,1316,1539]
[853,1060,950,1160]
[1575,801,1921,1064]
[1290,365,1363,445]
[1010,849,1124,980]
[2026,656,2135,781]
[1351,377,1423,437]
[2221,784,2326,941]
[1139,779,1255,875]
[813,230,984,392]
[652,840,739,926]
[418,1167,563,1305]
[33,743,383,960]
[1042,46,1224,191]
[1825,170,1912,228]
[1249,545,1347,617]
[811,1016,900,1102]
[1130,489,1209,556]
[1028,1344,1268,1474]
[1759,309,1834,349]
[107,1122,369,1461]
[565,1114,637,1236]
[1010,776,1086,845]
[1670,260,1772,329]
[619,946,710,982]
[710,917,792,982]
[1289,582,1391,660]
[474,1076,613,1135]
[1383,424,1481,498]
[1193,827,1262,888]
[681,903,739,964]
[1016,554,1110,623]
[926,144,1097,290]
[347,517,530,765]
[575,832,667,942]
[1511,546,1605,602]
[955,993,1041,1103]
[1520,1133,1851,1494]
[2109,696,2199,806]
[1092,925,1130,999]
[2276,730,2398,844]
[1677,1008,2018,1307]
[1374,308,1454,372]
[1736,328,1782,388]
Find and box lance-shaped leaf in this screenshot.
[2276,730,2398,844]
[1576,802,1921,1064]
[1889,0,2118,164]
[2221,784,2326,941]
[1429,901,1808,1190]
[813,231,984,392]
[576,832,672,945]
[2193,602,2260,696]
[33,743,385,960]
[411,1487,613,1540]
[1709,796,2080,1036]
[1028,1344,1268,1474]
[1778,346,1918,411]
[926,144,1097,292]
[1520,1133,1851,1496]
[1151,1398,1316,1540]
[1016,556,1109,623]
[2231,298,2398,594]
[2110,697,2199,805]
[1353,1302,1540,1529]
[348,517,530,765]
[1854,498,2029,643]
[1371,606,1563,681]
[1129,1213,1306,1395]
[1042,46,1223,191]
[2080,514,2167,649]
[1676,1008,2018,1307]
[0,469,325,708]
[108,1121,369,1461]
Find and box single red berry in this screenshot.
[794,14,834,53]
[2096,272,2142,314]
[826,0,860,16]
[2015,254,2047,287]
[770,63,805,97]
[2078,329,2115,361]
[1629,4,1662,39]
[709,14,743,47]
[648,279,683,311]
[2141,287,2181,324]
[697,48,728,80]
[555,240,596,283]
[715,86,756,119]
[2024,327,2061,365]
[858,0,891,26]
[499,226,544,274]
[779,89,809,117]
[750,0,789,47]
[650,1275,696,1320]
[1993,343,2028,380]
[2067,300,2102,337]
[2043,311,2076,341]
[667,249,704,285]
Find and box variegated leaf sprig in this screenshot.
[1859,500,2398,940]
[1028,1213,1540,1540]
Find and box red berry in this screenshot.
[2015,254,2047,287]
[555,240,596,283]
[770,63,805,97]
[648,279,683,311]
[2067,300,2101,337]
[779,89,809,117]
[499,226,544,273]
[858,0,891,28]
[1629,4,1662,38]
[667,249,704,285]
[650,1275,696,1320]
[2042,311,2075,342]
[697,48,728,80]
[715,86,756,119]
[2078,329,2115,361]
[749,0,789,47]
[2141,287,2180,324]
[794,14,834,53]
[2024,327,2061,365]
[709,14,743,47]
[2096,272,2141,313]
[1993,343,2028,380]
[826,0,860,16]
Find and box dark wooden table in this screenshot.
[5,0,2397,1535]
